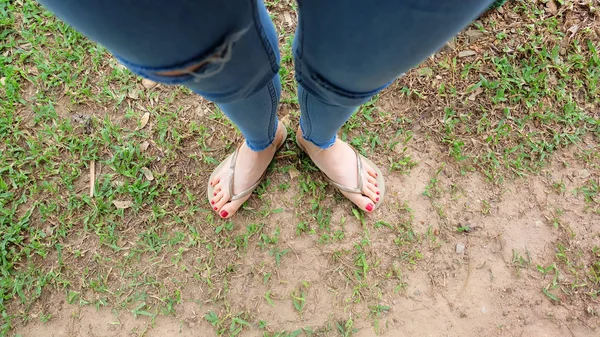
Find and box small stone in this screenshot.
[579,169,591,179]
[464,29,484,43]
[413,289,421,296]
[142,78,158,89]
[458,50,477,58]
[444,39,456,51]
[546,0,558,15]
[456,243,466,254]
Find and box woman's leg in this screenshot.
[294,0,494,212]
[38,0,283,218]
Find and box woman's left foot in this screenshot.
[296,128,383,212]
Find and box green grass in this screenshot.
[419,1,600,182]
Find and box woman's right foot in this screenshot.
[296,127,381,212]
[209,123,286,218]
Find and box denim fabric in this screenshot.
[38,0,493,150]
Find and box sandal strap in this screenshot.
[228,129,288,201]
[228,145,265,201]
[322,148,364,195]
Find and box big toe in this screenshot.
[342,191,376,213]
[218,197,247,219]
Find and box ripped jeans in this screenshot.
[38,0,493,150]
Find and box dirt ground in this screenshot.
[4,0,600,336]
[14,137,599,337]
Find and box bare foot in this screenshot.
[209,123,286,218]
[296,128,381,212]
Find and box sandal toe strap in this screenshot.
[324,149,364,195]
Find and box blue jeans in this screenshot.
[38,0,492,150]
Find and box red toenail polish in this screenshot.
[375,183,378,187]
[376,197,380,202]
[220,210,228,218]
[366,204,374,212]
[214,207,217,211]
[376,191,380,195]
[211,201,215,205]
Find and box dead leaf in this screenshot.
[579,169,591,179]
[89,161,95,197]
[142,78,157,89]
[546,0,558,15]
[141,167,154,181]
[127,89,139,100]
[0,77,5,86]
[444,39,456,51]
[468,87,483,101]
[284,12,293,26]
[464,29,484,44]
[139,141,150,152]
[288,167,300,180]
[113,200,133,209]
[458,50,477,58]
[111,180,124,187]
[139,112,150,129]
[567,24,579,37]
[280,113,292,128]
[28,66,39,75]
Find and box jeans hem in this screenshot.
[302,134,336,150]
[246,118,279,152]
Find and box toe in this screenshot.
[363,185,380,204]
[214,192,229,212]
[210,190,224,209]
[343,191,376,213]
[367,176,378,187]
[218,197,247,219]
[365,166,378,179]
[367,180,380,195]
[210,176,220,187]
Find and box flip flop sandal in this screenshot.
[296,136,385,211]
[207,127,288,207]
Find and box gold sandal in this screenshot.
[207,128,288,207]
[296,135,385,210]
